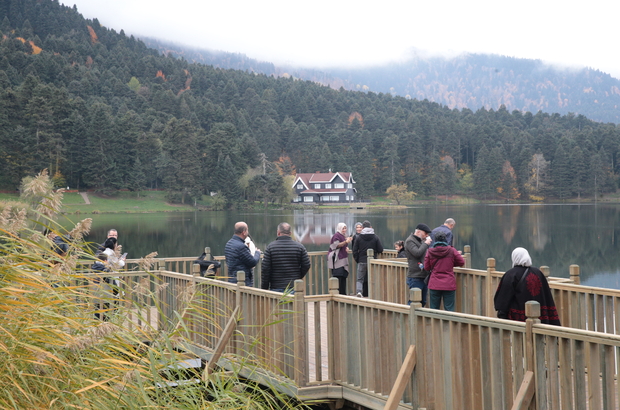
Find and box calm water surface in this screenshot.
[71,204,620,289]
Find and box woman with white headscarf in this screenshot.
[494,247,561,325]
[328,222,352,295]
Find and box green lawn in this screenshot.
[63,191,199,213]
[0,193,19,201]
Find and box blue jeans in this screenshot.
[406,277,427,307]
[429,289,456,311]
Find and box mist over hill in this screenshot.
[145,38,620,124]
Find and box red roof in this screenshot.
[293,172,354,189]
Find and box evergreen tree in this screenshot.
[552,143,571,199]
[473,145,492,199]
[160,118,202,204]
[570,146,587,200]
[355,147,374,199]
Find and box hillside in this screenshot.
[147,39,620,124]
[0,0,619,206]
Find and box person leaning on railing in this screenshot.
[494,247,561,325]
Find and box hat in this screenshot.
[416,223,432,234]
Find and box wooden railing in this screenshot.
[81,260,620,410]
[104,244,620,339]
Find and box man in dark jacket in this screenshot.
[404,223,433,306]
[352,220,384,297]
[225,221,261,286]
[431,218,456,247]
[261,222,311,292]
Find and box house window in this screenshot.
[334,183,344,189]
[325,183,332,189]
[304,196,314,202]
[297,184,303,189]
[321,196,327,201]
[347,183,353,188]
[295,196,301,202]
[314,184,321,189]
[330,196,339,201]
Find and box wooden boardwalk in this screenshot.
[101,252,620,410]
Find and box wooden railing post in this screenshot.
[328,277,339,296]
[540,266,550,278]
[464,245,471,268]
[525,301,541,410]
[235,271,245,356]
[327,277,338,382]
[525,301,541,372]
[486,258,496,317]
[367,249,374,299]
[569,265,580,285]
[293,279,308,387]
[409,287,422,409]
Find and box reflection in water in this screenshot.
[293,211,364,247]
[68,204,620,289]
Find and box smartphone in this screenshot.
[121,252,128,259]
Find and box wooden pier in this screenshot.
[90,248,620,410]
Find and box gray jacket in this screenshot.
[404,233,429,279]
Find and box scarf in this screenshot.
[331,231,348,260]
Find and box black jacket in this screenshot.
[352,228,383,264]
[261,235,311,291]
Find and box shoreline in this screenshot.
[2,191,618,215]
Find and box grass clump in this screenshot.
[0,170,312,410]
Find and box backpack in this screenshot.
[193,252,221,277]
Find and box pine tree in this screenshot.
[552,144,571,200]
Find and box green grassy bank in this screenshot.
[0,191,200,214]
[2,190,616,215]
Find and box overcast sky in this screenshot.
[62,0,620,79]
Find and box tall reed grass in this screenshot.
[0,170,312,409]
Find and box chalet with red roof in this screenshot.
[292,172,356,203]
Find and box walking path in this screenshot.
[80,192,90,204]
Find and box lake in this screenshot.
[72,204,620,289]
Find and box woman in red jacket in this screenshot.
[423,232,465,311]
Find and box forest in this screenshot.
[1,0,620,206]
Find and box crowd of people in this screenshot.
[85,217,560,326]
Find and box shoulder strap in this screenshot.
[517,267,530,287]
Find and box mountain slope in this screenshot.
[145,38,620,124]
